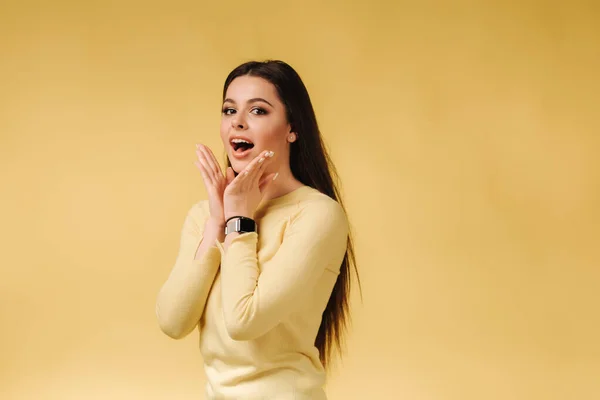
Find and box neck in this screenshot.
[261,165,304,204]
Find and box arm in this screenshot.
[217,201,349,341]
[155,202,223,339]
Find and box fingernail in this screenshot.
[258,157,265,163]
[269,151,275,157]
[273,172,279,181]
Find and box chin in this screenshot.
[228,161,247,177]
[229,159,245,172]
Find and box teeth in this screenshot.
[231,138,252,144]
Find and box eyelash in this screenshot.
[222,107,267,116]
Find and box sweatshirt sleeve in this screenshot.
[155,201,221,339]
[216,200,349,341]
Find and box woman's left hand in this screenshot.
[223,150,278,221]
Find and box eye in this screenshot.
[251,107,267,115]
[222,107,236,115]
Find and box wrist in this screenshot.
[205,217,225,243]
[207,216,225,228]
[224,212,254,221]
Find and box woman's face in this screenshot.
[220,75,292,175]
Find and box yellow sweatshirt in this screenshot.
[156,185,349,399]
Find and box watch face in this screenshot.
[226,217,256,235]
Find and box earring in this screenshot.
[288,134,295,142]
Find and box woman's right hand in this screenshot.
[194,143,233,226]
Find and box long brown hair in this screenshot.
[221,60,362,370]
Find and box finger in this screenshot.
[229,150,272,192]
[240,156,266,191]
[243,150,272,178]
[194,159,212,187]
[205,145,221,167]
[197,144,223,183]
[197,144,223,180]
[251,150,275,184]
[258,172,279,193]
[250,152,272,186]
[196,149,216,186]
[226,164,247,191]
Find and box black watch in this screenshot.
[225,216,257,235]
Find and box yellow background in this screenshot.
[1,1,598,399]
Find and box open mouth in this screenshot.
[231,138,255,154]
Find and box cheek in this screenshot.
[220,120,229,145]
[255,131,284,152]
[255,119,288,146]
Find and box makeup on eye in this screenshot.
[251,107,267,115]
[221,106,268,116]
[222,97,273,113]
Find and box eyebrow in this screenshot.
[223,97,274,108]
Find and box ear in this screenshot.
[287,131,297,143]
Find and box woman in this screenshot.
[156,60,360,399]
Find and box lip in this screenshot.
[229,134,255,160]
[230,146,255,159]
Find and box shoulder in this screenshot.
[292,188,348,232]
[284,189,349,257]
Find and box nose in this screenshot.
[231,115,247,130]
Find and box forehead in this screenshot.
[225,75,280,103]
